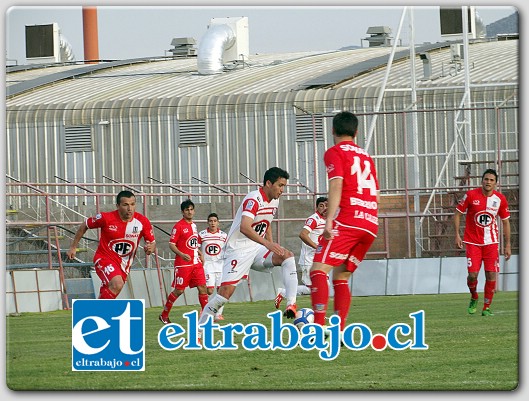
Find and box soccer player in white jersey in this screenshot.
[275,196,327,308]
[198,167,299,329]
[454,168,511,316]
[198,213,228,320]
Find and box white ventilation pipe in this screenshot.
[197,24,235,75]
[59,34,76,62]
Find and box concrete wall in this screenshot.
[6,255,518,314]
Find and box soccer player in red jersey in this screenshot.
[159,199,208,324]
[454,169,511,316]
[67,190,156,299]
[310,111,380,331]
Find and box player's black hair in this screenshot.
[116,190,135,205]
[181,199,195,212]
[263,167,289,186]
[482,168,498,181]
[333,111,359,137]
[207,212,219,221]
[316,196,328,206]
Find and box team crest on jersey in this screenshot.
[245,200,255,211]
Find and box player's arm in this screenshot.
[67,221,89,260]
[299,228,317,249]
[454,210,464,249]
[502,218,511,260]
[169,242,191,262]
[323,177,342,240]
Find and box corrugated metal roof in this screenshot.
[6,39,518,110]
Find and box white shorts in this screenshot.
[220,245,274,286]
[205,271,222,288]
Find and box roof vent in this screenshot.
[364,26,393,47]
[168,37,197,57]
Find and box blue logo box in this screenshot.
[72,299,145,371]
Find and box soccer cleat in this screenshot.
[274,288,285,309]
[283,303,297,319]
[215,314,225,321]
[467,298,478,314]
[482,308,494,316]
[159,314,171,324]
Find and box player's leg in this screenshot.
[465,244,481,314]
[258,247,298,318]
[334,231,375,330]
[188,263,209,311]
[482,244,500,316]
[94,259,124,299]
[160,267,189,324]
[198,250,253,326]
[214,272,225,320]
[309,261,333,325]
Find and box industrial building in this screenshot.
[5,15,519,312]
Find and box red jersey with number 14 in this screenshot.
[87,210,155,274]
[456,188,510,246]
[324,140,379,237]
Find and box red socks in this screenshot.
[310,270,329,325]
[162,292,178,318]
[467,278,478,300]
[483,280,496,309]
[198,293,209,311]
[333,280,351,331]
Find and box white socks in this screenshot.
[198,294,228,326]
[281,256,298,305]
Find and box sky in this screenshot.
[4,3,519,65]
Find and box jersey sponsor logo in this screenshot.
[475,211,494,227]
[72,299,145,371]
[329,252,348,261]
[108,239,135,256]
[205,244,222,256]
[187,236,199,249]
[350,197,378,209]
[252,220,270,237]
[339,143,370,156]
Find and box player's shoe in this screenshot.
[215,314,225,321]
[274,288,285,309]
[481,308,494,316]
[283,303,297,319]
[159,314,171,324]
[467,298,478,314]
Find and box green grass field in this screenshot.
[6,291,518,391]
